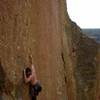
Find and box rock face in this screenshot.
[74,29,99,100]
[63,20,100,100]
[0,0,99,100]
[0,0,69,100]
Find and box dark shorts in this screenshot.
[29,81,42,97]
[32,96,36,100]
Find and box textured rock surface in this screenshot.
[0,0,99,100]
[64,22,100,100]
[0,0,68,100]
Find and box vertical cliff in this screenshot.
[63,21,100,100]
[63,0,100,98]
[0,0,69,100]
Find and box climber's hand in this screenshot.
[29,55,32,64]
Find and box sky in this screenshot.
[67,0,100,28]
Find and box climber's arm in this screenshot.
[29,55,36,75]
[31,64,36,74]
[28,55,37,79]
[24,69,32,83]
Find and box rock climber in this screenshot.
[23,55,42,100]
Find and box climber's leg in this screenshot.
[31,96,36,100]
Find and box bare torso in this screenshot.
[30,71,38,85]
[24,64,38,85]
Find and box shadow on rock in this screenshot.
[0,60,6,100]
